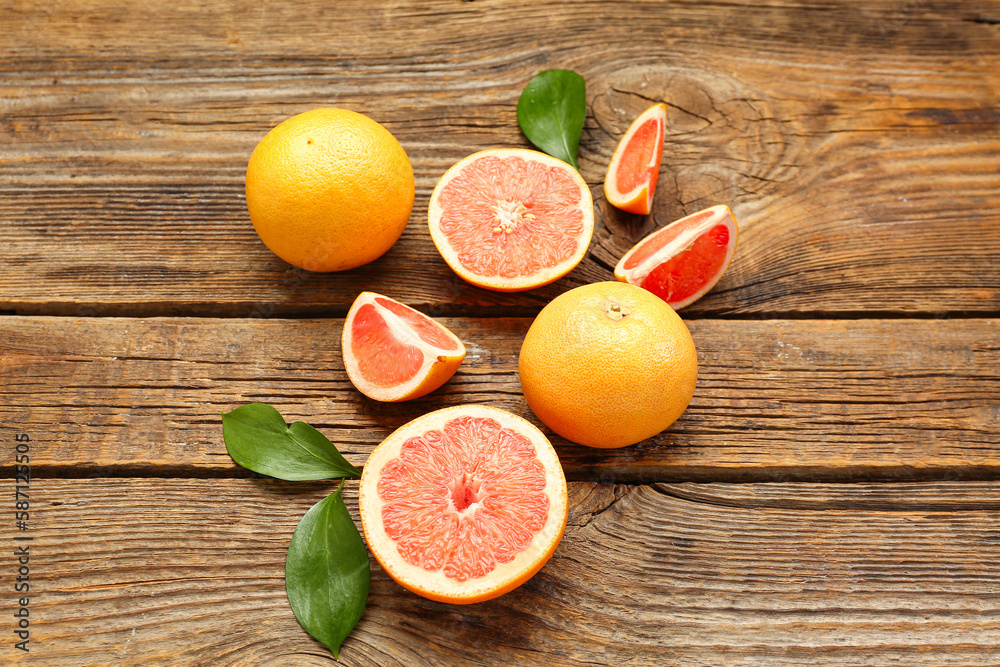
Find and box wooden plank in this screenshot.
[2,316,997,481]
[1,1,999,317]
[5,478,1000,666]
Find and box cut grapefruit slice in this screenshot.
[359,404,568,604]
[342,292,466,402]
[614,204,739,310]
[428,148,594,292]
[604,103,667,215]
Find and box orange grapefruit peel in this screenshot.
[245,108,414,272]
[519,281,698,448]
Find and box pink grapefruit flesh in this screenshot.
[604,103,667,215]
[428,148,594,292]
[614,205,739,310]
[359,405,568,604]
[342,292,466,402]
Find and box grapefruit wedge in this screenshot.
[614,204,739,310]
[359,404,568,604]
[342,292,466,402]
[428,148,594,291]
[604,103,667,215]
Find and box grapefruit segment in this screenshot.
[359,405,568,603]
[428,148,595,291]
[614,204,739,310]
[342,292,466,402]
[604,103,667,215]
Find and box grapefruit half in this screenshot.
[428,148,594,291]
[359,405,568,604]
[614,204,739,310]
[342,292,466,402]
[603,103,667,215]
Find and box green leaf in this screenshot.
[517,69,587,169]
[222,403,361,481]
[286,484,371,659]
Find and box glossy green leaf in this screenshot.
[286,484,371,659]
[516,69,586,168]
[222,403,361,481]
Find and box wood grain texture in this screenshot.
[6,478,1000,666]
[1,0,998,317]
[2,315,997,481]
[4,2,999,666]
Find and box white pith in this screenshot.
[428,148,595,291]
[358,404,568,602]
[342,292,466,402]
[604,104,667,207]
[491,200,534,234]
[614,205,738,309]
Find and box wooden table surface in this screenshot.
[3,1,999,665]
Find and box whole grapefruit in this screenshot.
[518,281,698,448]
[245,108,414,272]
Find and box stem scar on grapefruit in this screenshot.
[428,148,594,292]
[614,204,739,310]
[359,405,568,604]
[519,281,698,448]
[342,292,466,402]
[603,103,667,215]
